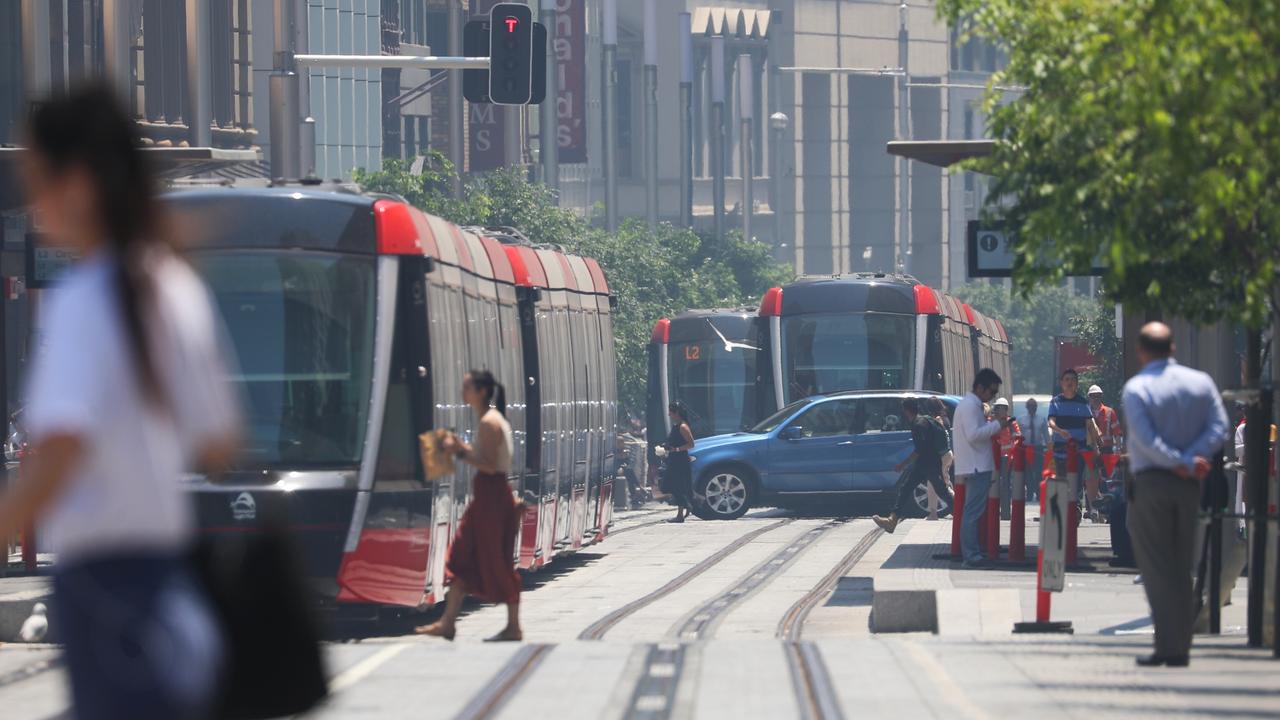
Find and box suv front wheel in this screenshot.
[690,467,755,520]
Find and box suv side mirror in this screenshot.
[779,425,803,441]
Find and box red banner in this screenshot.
[552,0,587,163]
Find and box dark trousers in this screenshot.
[891,460,952,516]
[54,552,223,720]
[1129,470,1200,659]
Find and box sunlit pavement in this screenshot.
[1,506,1274,719]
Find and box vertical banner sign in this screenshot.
[469,0,508,171]
[554,0,587,163]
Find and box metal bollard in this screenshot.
[1010,438,1027,561]
[1066,440,1080,565]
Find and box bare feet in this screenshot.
[483,628,523,642]
[414,622,456,641]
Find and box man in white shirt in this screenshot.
[953,368,1010,567]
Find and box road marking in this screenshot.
[329,644,409,693]
[900,640,990,720]
[648,663,677,678]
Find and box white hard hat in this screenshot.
[993,397,1010,408]
[1087,385,1103,396]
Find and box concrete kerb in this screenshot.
[0,576,54,643]
[870,590,938,633]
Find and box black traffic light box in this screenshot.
[464,17,545,105]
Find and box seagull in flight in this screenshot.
[707,320,760,353]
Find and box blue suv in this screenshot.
[688,391,959,520]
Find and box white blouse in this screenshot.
[25,251,237,563]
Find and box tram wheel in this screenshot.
[691,466,755,520]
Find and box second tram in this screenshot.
[758,273,1011,413]
[646,309,764,440]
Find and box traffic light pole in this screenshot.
[293,55,491,70]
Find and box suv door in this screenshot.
[850,397,916,491]
[768,399,860,492]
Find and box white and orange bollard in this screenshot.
[985,441,1002,557]
[1010,438,1027,561]
[1012,473,1074,634]
[1065,440,1080,566]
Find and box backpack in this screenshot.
[924,416,950,458]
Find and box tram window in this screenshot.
[780,312,915,401]
[197,252,375,467]
[923,317,946,393]
[375,321,419,486]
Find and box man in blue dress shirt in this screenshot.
[1122,322,1228,668]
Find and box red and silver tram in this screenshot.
[758,273,1011,413]
[170,186,616,609]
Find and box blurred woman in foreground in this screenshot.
[0,84,238,719]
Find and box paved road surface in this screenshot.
[1,509,1273,719]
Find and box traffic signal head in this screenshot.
[488,3,534,105]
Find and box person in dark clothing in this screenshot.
[873,398,954,533]
[661,401,696,523]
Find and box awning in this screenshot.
[886,140,995,168]
[1,146,263,210]
[691,7,772,39]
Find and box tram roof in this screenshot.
[653,308,758,344]
[167,186,609,296]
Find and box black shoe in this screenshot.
[1136,654,1190,667]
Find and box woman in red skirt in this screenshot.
[417,370,523,642]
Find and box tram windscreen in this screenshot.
[195,252,376,467]
[668,340,758,438]
[781,312,916,402]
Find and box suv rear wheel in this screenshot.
[691,467,754,520]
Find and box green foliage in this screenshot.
[937,0,1280,328]
[354,155,793,415]
[1070,303,1124,407]
[953,282,1094,394]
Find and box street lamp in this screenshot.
[770,112,789,253]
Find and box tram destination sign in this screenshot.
[966,221,1106,278]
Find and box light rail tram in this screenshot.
[171,185,617,610]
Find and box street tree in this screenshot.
[952,282,1094,395]
[938,0,1280,329]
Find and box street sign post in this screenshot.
[1014,470,1075,633]
[1040,477,1069,592]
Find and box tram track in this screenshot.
[784,640,845,720]
[451,643,554,720]
[578,518,794,641]
[668,519,846,641]
[777,526,885,641]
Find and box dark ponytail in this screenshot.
[467,369,507,417]
[27,84,167,409]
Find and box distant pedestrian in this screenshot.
[952,368,1009,568]
[0,85,240,719]
[1088,385,1123,489]
[992,398,1022,519]
[873,398,954,533]
[931,397,952,499]
[1020,397,1049,500]
[1123,322,1228,667]
[1048,369,1103,506]
[417,370,523,642]
[661,401,696,523]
